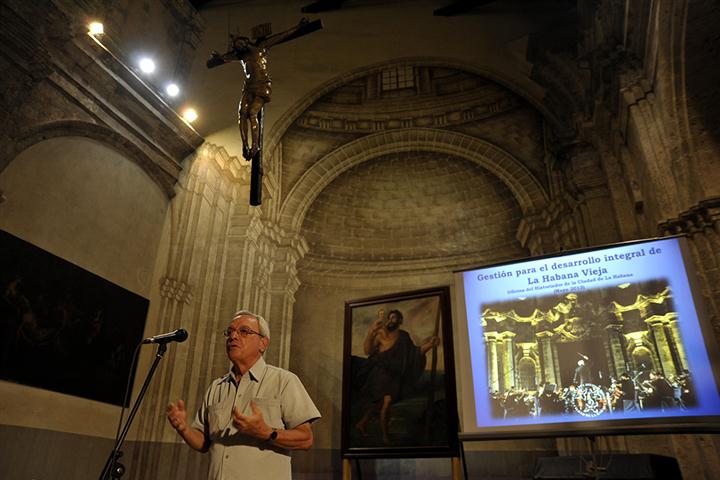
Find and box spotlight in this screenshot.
[166,83,180,97]
[88,22,104,36]
[138,57,156,74]
[182,108,198,123]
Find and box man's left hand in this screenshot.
[232,401,272,439]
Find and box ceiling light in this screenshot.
[88,22,104,36]
[182,108,198,123]
[138,57,156,74]
[166,83,180,97]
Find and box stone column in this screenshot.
[501,332,517,391]
[606,325,627,376]
[268,231,308,369]
[485,333,500,393]
[222,210,290,367]
[561,145,621,246]
[129,143,246,479]
[621,87,683,222]
[536,332,557,386]
[667,319,689,371]
[646,319,676,376]
[552,342,562,387]
[659,197,720,336]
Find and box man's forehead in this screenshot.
[230,314,259,327]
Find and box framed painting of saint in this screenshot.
[341,286,458,458]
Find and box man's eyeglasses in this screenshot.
[223,326,264,338]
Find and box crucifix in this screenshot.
[207,17,323,206]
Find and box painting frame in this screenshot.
[341,286,459,458]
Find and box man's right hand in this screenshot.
[167,399,188,433]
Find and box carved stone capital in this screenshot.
[658,196,720,236]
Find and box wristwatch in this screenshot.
[267,428,278,442]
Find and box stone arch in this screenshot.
[517,357,538,391]
[266,56,566,155]
[7,120,176,198]
[279,128,548,232]
[630,345,656,373]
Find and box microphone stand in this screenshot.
[98,342,168,480]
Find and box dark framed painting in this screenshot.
[341,286,459,458]
[0,229,149,406]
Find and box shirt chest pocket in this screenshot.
[253,397,282,429]
[207,402,232,439]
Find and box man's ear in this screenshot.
[260,336,269,353]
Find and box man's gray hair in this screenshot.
[232,309,270,339]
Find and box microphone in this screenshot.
[142,328,188,344]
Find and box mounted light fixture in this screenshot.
[138,57,156,74]
[182,108,198,123]
[166,83,180,97]
[88,21,104,36]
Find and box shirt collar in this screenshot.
[226,355,267,383]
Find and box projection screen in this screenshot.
[454,236,720,439]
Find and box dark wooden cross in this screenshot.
[207,18,323,205]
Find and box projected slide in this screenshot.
[458,237,720,437]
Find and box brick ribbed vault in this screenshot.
[279,128,548,232]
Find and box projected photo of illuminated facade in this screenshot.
[481,280,695,419]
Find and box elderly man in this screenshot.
[167,310,320,479]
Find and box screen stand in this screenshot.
[581,435,608,479]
